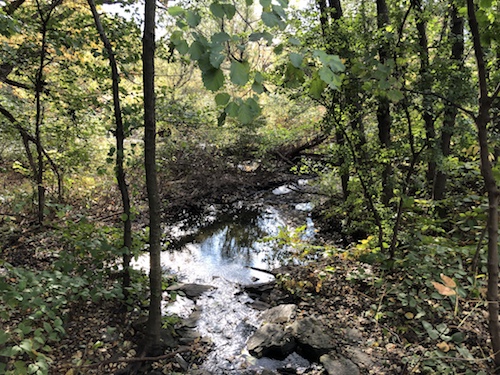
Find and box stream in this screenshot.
[133,181,317,373]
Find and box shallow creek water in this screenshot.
[133,183,315,373]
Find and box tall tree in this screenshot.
[466,0,500,370]
[433,4,464,202]
[143,0,162,353]
[412,0,436,191]
[376,0,393,205]
[87,0,133,291]
[34,0,62,223]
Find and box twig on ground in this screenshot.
[56,347,191,370]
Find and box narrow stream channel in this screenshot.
[133,183,316,373]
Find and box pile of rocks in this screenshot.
[246,304,374,375]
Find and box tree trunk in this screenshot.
[143,0,162,353]
[376,0,393,206]
[88,0,133,291]
[433,5,464,203]
[413,0,435,191]
[466,0,500,370]
[35,4,48,224]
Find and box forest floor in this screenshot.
[0,155,494,374]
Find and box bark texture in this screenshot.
[143,0,163,352]
[466,0,500,370]
[88,0,133,290]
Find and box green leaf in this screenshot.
[0,330,10,345]
[451,332,466,343]
[288,37,301,46]
[318,66,342,89]
[209,46,225,68]
[202,68,225,91]
[245,0,253,5]
[249,32,273,44]
[260,0,272,7]
[479,0,493,8]
[309,74,327,99]
[167,6,184,16]
[210,3,225,18]
[230,61,250,86]
[18,321,32,335]
[262,11,282,28]
[217,111,227,126]
[387,90,403,103]
[186,10,201,27]
[175,40,189,55]
[120,214,128,222]
[19,339,33,352]
[272,4,286,20]
[189,41,205,60]
[212,32,231,43]
[14,361,27,375]
[252,81,264,94]
[0,14,19,37]
[222,4,236,19]
[225,102,239,117]
[274,44,284,54]
[237,98,261,124]
[289,52,303,68]
[254,71,263,83]
[215,93,231,106]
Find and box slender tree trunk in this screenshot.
[376,0,393,206]
[466,0,500,370]
[434,5,464,203]
[35,3,48,224]
[88,0,133,291]
[413,0,435,191]
[0,105,37,178]
[143,0,162,353]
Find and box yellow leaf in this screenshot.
[436,341,450,352]
[65,370,74,375]
[404,312,414,319]
[440,274,456,288]
[315,280,322,293]
[432,281,456,296]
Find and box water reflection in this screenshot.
[162,207,284,285]
[131,200,316,373]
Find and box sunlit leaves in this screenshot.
[309,74,327,99]
[0,13,20,37]
[185,10,201,27]
[209,3,236,20]
[289,52,303,68]
[432,281,456,296]
[201,68,224,91]
[167,6,184,16]
[215,92,230,106]
[209,44,225,68]
[230,61,250,86]
[189,41,205,60]
[237,97,261,124]
[432,274,457,296]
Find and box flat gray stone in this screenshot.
[320,354,360,375]
[167,283,214,299]
[247,323,296,360]
[345,346,374,368]
[260,304,297,324]
[290,316,336,359]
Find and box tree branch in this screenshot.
[403,88,476,118]
[56,347,191,370]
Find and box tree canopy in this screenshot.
[0,0,499,373]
